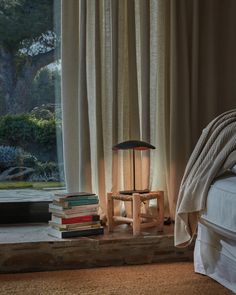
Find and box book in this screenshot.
[54,192,96,198]
[48,226,104,238]
[51,209,98,218]
[53,194,98,202]
[51,214,100,225]
[49,203,99,212]
[54,195,99,202]
[48,191,103,238]
[50,223,101,232]
[52,199,99,208]
[49,220,101,230]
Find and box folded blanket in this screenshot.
[175,109,236,247]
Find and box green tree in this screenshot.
[0,0,60,115]
[30,67,61,110]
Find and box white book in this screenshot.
[50,223,101,232]
[49,220,100,230]
[49,203,99,213]
[51,210,98,219]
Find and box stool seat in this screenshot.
[106,191,164,236]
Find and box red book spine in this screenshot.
[61,215,97,224]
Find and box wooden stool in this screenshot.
[106,191,164,235]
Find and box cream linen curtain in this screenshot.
[61,0,168,218]
[61,0,236,220]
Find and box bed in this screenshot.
[174,110,236,292]
[194,172,236,293]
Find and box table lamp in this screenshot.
[112,140,155,194]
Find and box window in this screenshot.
[0,0,63,223]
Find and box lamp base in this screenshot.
[119,189,150,195]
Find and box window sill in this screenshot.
[0,223,56,244]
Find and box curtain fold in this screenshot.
[61,0,236,220]
[166,0,236,217]
[61,0,168,218]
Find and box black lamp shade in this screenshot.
[112,140,155,151]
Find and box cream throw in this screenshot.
[175,109,236,247]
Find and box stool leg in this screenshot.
[142,199,149,223]
[107,193,114,232]
[133,193,141,236]
[157,191,164,231]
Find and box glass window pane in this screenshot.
[0,0,63,216]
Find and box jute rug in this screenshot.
[0,262,233,295]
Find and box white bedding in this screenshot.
[195,223,236,293]
[201,174,236,234]
[175,110,236,247]
[194,174,236,293]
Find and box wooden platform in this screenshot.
[0,223,194,273]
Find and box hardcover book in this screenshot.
[51,209,98,218]
[49,220,101,230]
[54,192,96,198]
[50,223,101,232]
[49,203,99,212]
[52,199,99,208]
[48,226,104,238]
[54,195,98,202]
[51,214,100,224]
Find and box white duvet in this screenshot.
[201,174,236,234]
[194,174,236,293]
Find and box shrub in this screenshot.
[30,106,54,120]
[20,153,38,168]
[0,145,38,171]
[0,113,61,161]
[0,114,35,147]
[34,118,57,147]
[29,161,61,182]
[0,146,22,170]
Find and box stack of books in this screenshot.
[48,192,104,238]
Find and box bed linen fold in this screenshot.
[175,109,236,247]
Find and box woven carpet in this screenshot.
[0,262,233,295]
